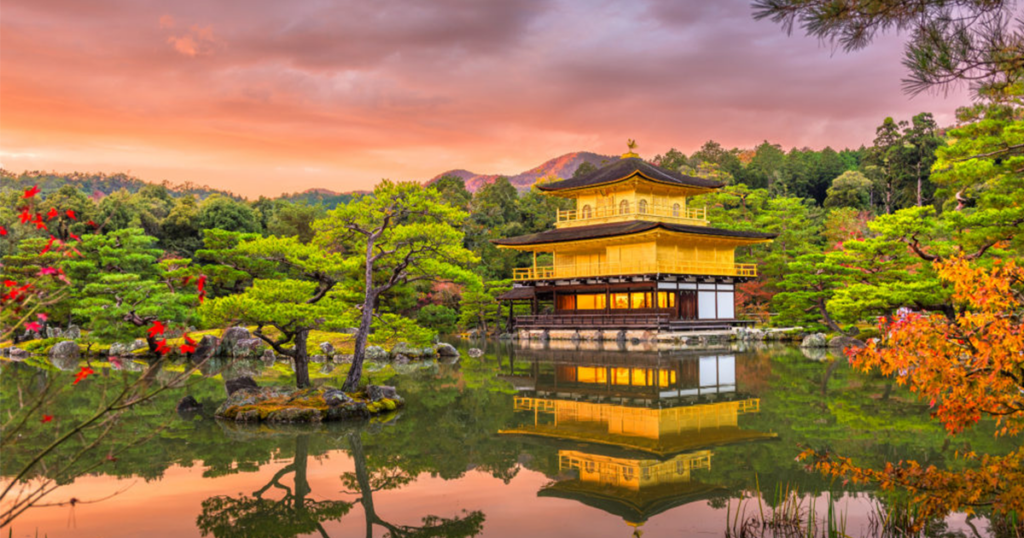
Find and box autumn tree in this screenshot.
[313,180,478,392]
[801,258,1024,525]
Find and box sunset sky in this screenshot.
[1,0,970,198]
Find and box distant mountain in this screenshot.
[429,151,618,193]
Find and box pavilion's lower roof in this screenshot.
[491,219,775,247]
[538,479,725,524]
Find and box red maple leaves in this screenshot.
[147,320,166,338]
[73,366,95,385]
[197,275,207,304]
[180,333,198,354]
[23,186,39,198]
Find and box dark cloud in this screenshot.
[0,0,969,197]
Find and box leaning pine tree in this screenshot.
[314,180,479,392]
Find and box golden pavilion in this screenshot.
[493,150,775,332]
[499,346,777,531]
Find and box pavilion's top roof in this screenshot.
[537,157,723,193]
[491,219,775,247]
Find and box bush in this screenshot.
[416,304,458,335]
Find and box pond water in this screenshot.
[1,339,1019,538]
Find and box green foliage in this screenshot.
[458,280,511,333]
[416,304,458,335]
[195,230,276,298]
[774,252,857,330]
[198,194,261,234]
[823,170,872,210]
[266,201,327,243]
[160,195,202,256]
[429,175,472,209]
[65,228,198,342]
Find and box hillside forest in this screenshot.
[1,108,1021,350]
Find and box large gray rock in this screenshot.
[735,327,765,341]
[225,376,259,396]
[311,354,327,363]
[231,338,265,358]
[176,395,203,413]
[220,327,251,354]
[800,333,828,348]
[319,341,335,355]
[365,385,399,402]
[261,349,276,366]
[194,335,220,364]
[800,346,829,362]
[467,348,484,358]
[108,342,129,356]
[322,389,352,407]
[390,342,436,359]
[46,326,63,339]
[365,345,388,361]
[828,335,866,352]
[49,341,80,360]
[129,339,148,352]
[435,342,460,358]
[64,325,81,339]
[8,347,28,360]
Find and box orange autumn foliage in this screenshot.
[853,257,1024,437]
[799,257,1024,525]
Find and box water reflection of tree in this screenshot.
[196,435,351,538]
[343,432,484,538]
[195,432,484,538]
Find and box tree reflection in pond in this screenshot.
[196,435,351,538]
[196,431,485,538]
[344,432,485,538]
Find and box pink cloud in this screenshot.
[166,23,218,57]
[0,0,979,198]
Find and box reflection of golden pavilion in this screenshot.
[541,450,723,527]
[505,397,770,457]
[500,348,776,530]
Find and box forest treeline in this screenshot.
[1,109,1018,345]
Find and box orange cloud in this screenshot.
[166,24,218,57]
[0,0,971,198]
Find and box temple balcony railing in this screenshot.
[555,203,708,228]
[512,260,757,281]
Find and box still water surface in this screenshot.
[2,339,1017,537]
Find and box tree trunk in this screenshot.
[917,161,923,207]
[294,329,311,388]
[344,295,376,392]
[817,297,843,333]
[344,235,379,393]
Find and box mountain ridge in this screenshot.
[428,151,618,193]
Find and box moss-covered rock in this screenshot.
[214,386,402,423]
